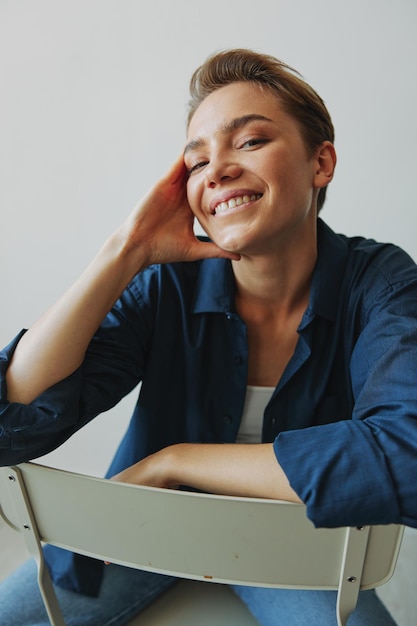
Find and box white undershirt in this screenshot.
[236,385,275,444]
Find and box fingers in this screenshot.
[193,241,241,262]
[160,152,188,187]
[121,152,241,266]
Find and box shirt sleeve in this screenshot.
[275,249,417,529]
[0,277,153,466]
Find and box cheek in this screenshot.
[186,180,202,214]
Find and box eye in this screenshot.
[187,160,209,175]
[240,137,269,149]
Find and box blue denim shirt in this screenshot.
[1,219,417,596]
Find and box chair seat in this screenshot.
[127,579,260,626]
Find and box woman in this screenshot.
[1,48,415,625]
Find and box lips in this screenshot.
[212,193,262,215]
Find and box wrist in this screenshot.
[157,444,185,489]
[98,228,150,285]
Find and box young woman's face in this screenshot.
[184,82,323,256]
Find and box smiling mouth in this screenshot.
[213,193,262,215]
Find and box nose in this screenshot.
[205,155,242,188]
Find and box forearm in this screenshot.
[113,443,302,503]
[6,233,147,404]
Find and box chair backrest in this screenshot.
[0,462,404,626]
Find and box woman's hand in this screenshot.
[111,447,181,490]
[114,153,240,270]
[6,154,239,405]
[111,443,302,503]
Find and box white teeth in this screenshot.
[215,194,261,214]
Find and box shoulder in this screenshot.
[320,219,417,291]
[344,236,417,304]
[316,220,417,328]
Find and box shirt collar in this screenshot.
[192,219,349,321]
[192,257,236,314]
[303,219,349,324]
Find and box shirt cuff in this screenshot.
[274,420,401,528]
[0,330,27,401]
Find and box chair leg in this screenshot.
[4,467,67,626]
[336,526,371,626]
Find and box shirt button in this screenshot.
[234,356,243,365]
[223,415,233,424]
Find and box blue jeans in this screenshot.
[0,559,397,625]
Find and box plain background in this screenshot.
[1,2,417,622]
[1,0,416,474]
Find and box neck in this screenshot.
[232,229,317,314]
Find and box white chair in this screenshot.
[0,462,404,626]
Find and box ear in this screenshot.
[313,141,337,189]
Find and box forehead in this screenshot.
[187,82,284,140]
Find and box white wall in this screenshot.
[1,0,417,475]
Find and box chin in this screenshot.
[215,235,245,255]
[206,225,250,254]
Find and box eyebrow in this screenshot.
[184,114,274,155]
